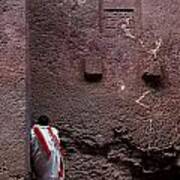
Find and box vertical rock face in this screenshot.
[29,0,180,179]
[0,0,28,179]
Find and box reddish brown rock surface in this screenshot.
[0,0,29,179]
[1,0,180,179]
[28,0,180,179]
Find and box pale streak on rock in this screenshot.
[121,84,126,91]
[138,39,146,48]
[121,18,136,40]
[148,38,162,59]
[77,0,87,6]
[135,90,151,109]
[117,79,126,92]
[148,119,153,149]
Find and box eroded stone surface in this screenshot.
[0,0,28,179]
[28,0,180,179]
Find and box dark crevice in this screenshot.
[113,128,180,180]
[142,72,163,89]
[104,8,134,13]
[142,62,165,90]
[75,137,111,157]
[78,129,180,179]
[58,128,180,180]
[84,73,102,82]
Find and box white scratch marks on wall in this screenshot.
[135,90,151,108]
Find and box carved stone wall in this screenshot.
[29,0,180,179]
[0,0,29,179]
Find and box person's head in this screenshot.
[37,115,50,126]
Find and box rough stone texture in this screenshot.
[0,0,28,179]
[28,0,180,179]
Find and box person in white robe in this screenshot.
[31,115,65,180]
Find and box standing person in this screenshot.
[31,115,65,180]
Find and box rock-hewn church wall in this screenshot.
[0,0,29,179]
[29,0,180,179]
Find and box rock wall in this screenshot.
[0,0,29,179]
[29,0,180,179]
